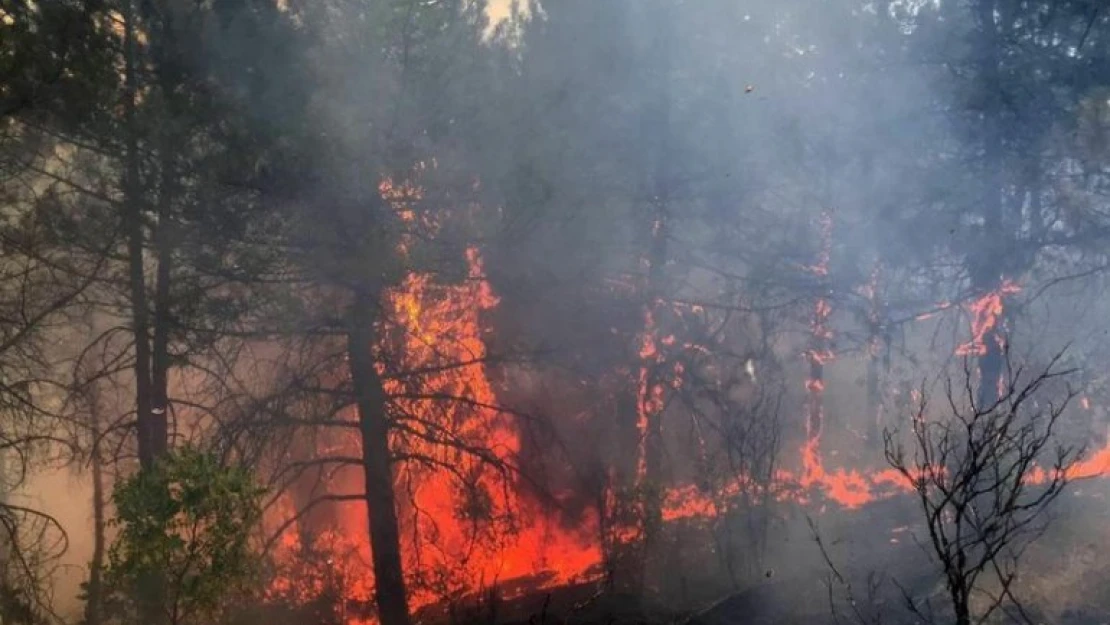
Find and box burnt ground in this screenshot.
[413,582,679,625]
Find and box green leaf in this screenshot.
[102,446,266,625]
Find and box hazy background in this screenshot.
[3,0,1110,622]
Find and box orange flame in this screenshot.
[270,247,602,622]
[637,308,668,482]
[264,194,1110,622]
[955,280,1021,357]
[803,210,835,478]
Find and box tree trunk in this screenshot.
[950,582,971,625]
[348,288,411,625]
[148,0,181,462]
[977,317,1005,407]
[866,351,881,447]
[150,139,174,459]
[84,388,106,625]
[121,0,156,472]
[806,343,826,438]
[0,446,10,598]
[635,2,675,593]
[121,5,169,623]
[973,0,1006,410]
[804,211,834,450]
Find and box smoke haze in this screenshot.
[3,0,1110,624]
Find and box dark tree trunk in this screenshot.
[84,396,106,625]
[0,448,10,602]
[607,389,641,594]
[866,351,881,448]
[635,2,675,593]
[972,0,1007,411]
[348,288,411,625]
[807,353,825,438]
[950,582,971,625]
[151,141,174,458]
[147,0,179,462]
[122,4,169,622]
[977,319,1005,407]
[805,211,834,445]
[121,0,156,472]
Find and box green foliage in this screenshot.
[0,581,38,625]
[103,447,265,625]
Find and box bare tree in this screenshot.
[882,351,1082,625]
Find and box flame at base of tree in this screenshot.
[267,249,603,624]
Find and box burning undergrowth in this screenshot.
[248,191,1110,625]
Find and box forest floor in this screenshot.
[426,480,1110,625]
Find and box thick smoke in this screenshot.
[475,0,1110,620]
[4,0,1109,623]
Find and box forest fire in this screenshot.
[267,248,604,622]
[8,3,1110,624]
[256,198,1110,625]
[260,204,1110,624]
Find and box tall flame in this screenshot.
[269,246,602,623]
